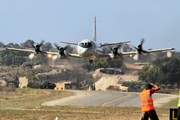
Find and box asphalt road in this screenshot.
[41,90,178,107]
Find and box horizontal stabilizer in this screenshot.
[60,41,78,45]
[101,41,131,47]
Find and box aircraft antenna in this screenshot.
[93,16,97,42]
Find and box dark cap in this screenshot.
[145,83,154,90]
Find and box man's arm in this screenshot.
[150,83,160,91]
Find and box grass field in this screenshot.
[0,88,178,120]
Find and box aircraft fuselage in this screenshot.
[77,39,102,60]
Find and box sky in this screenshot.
[0,0,180,51]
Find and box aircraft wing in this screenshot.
[60,41,78,45]
[6,48,35,53]
[100,41,131,47]
[44,51,59,55]
[6,48,60,56]
[48,52,81,58]
[68,53,81,58]
[121,52,137,56]
[117,47,175,56]
[146,48,175,53]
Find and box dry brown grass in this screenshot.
[0,106,170,120]
[0,88,74,108]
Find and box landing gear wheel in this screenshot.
[89,60,93,64]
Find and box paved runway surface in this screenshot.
[42,90,178,107]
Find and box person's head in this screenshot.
[145,83,154,90]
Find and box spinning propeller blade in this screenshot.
[53,42,69,60]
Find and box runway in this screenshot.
[41,90,178,107]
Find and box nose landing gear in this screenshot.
[89,60,93,64]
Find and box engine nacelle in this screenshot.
[51,55,58,61]
[109,53,120,59]
[51,49,69,60]
[53,44,70,60]
[51,54,68,60]
[133,54,139,61]
[28,53,35,59]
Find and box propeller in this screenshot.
[53,42,70,60]
[130,38,148,61]
[26,40,45,59]
[30,39,45,54]
[133,38,147,54]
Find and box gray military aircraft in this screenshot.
[6,16,174,63]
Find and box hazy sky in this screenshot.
[0,0,179,51]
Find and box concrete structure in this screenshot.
[167,51,172,58]
[54,82,72,90]
[19,77,28,88]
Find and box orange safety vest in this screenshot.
[140,89,154,112]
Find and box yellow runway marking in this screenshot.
[101,93,132,106]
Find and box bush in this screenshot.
[122,81,146,92]
[28,81,56,89]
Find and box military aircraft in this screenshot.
[6,16,174,62]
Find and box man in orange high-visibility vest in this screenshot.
[140,83,160,120]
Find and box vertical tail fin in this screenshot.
[93,16,97,42]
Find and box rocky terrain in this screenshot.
[0,61,141,91]
[93,68,139,91]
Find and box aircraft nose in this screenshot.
[82,48,89,53]
[80,48,92,57]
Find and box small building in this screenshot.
[19,77,28,88]
[167,51,172,58]
[54,82,72,90]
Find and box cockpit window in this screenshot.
[79,42,92,48]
